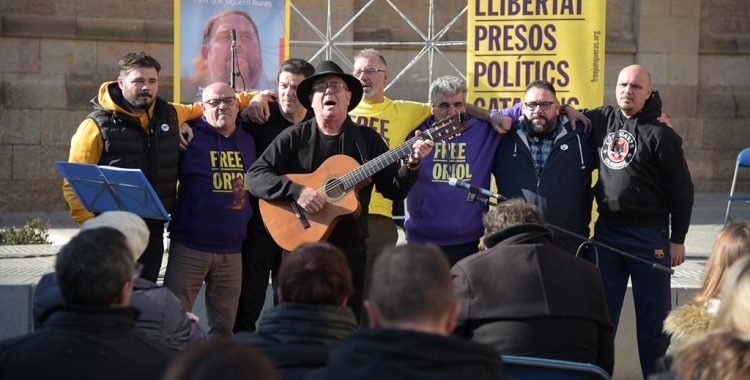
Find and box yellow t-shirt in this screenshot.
[349,97,432,217]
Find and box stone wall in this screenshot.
[0,0,748,212]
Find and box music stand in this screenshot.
[57,161,170,221]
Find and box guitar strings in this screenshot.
[315,113,462,196]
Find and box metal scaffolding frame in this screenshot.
[289,0,468,96]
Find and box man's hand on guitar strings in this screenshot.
[297,187,326,214]
[409,130,435,165]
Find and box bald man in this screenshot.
[585,65,694,377]
[165,82,257,338]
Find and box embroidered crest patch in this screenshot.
[654,249,665,259]
[601,130,636,170]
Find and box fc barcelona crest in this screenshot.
[654,249,665,259]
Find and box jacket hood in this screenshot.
[624,89,663,123]
[193,115,243,139]
[483,223,554,249]
[92,81,156,118]
[253,303,357,345]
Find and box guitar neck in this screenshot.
[337,111,470,191]
[339,133,427,190]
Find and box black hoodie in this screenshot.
[589,91,694,244]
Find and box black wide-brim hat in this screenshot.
[297,60,363,112]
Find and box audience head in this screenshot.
[353,48,389,103]
[277,242,354,306]
[483,197,545,236]
[693,222,750,305]
[277,58,315,116]
[616,64,653,118]
[162,340,280,380]
[429,75,467,121]
[522,80,560,136]
[55,228,137,307]
[365,243,459,335]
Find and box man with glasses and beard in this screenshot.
[492,80,598,255]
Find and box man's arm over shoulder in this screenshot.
[63,118,102,224]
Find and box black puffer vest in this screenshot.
[87,96,180,214]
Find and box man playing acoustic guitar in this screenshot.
[245,60,434,320]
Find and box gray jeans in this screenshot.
[164,242,241,339]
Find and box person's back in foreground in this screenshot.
[32,211,204,352]
[305,243,509,380]
[235,242,357,379]
[0,228,173,380]
[452,198,614,375]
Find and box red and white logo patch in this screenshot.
[601,130,636,170]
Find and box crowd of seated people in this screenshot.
[7,205,750,380]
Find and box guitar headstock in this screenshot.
[423,112,471,142]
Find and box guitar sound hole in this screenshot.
[323,180,345,199]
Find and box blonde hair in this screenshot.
[713,256,750,333]
[673,257,750,380]
[692,223,750,305]
[673,331,750,380]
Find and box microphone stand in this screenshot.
[463,190,674,274]
[229,33,237,91]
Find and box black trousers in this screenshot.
[233,221,283,332]
[138,220,166,283]
[333,239,367,322]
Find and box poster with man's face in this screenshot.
[176,0,288,103]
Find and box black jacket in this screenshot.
[304,328,508,380]
[33,273,204,351]
[589,91,694,244]
[452,223,615,375]
[88,83,180,213]
[0,305,173,380]
[246,118,417,242]
[493,117,597,254]
[235,303,356,380]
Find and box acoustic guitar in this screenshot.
[259,112,469,251]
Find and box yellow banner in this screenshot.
[174,0,290,103]
[467,0,606,108]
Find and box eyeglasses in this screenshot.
[203,96,236,107]
[311,82,348,93]
[524,101,556,111]
[353,68,386,76]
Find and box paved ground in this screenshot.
[1,192,749,286]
